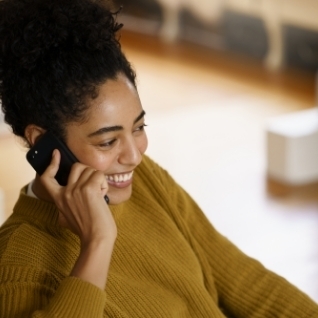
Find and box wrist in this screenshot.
[80,229,117,251]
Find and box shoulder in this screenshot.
[135,154,173,186]
[136,154,161,174]
[133,155,177,195]
[133,155,195,212]
[0,208,79,278]
[0,220,76,269]
[131,155,178,208]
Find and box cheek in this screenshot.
[79,149,115,171]
[138,134,148,154]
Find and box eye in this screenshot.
[134,123,148,132]
[98,139,116,148]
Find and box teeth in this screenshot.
[106,171,133,183]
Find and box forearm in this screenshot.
[71,237,116,290]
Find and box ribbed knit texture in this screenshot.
[0,155,317,317]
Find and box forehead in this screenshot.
[67,75,143,133]
[93,75,138,108]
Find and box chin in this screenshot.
[108,187,132,205]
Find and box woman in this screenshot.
[0,0,317,317]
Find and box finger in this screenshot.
[100,173,110,203]
[91,169,109,193]
[100,174,108,194]
[40,149,61,192]
[84,169,108,190]
[67,162,91,186]
[77,168,109,196]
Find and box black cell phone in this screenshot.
[26,131,79,186]
[26,131,109,203]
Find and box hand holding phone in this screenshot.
[30,135,118,292]
[26,131,109,203]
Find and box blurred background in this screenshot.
[116,0,318,72]
[1,0,318,303]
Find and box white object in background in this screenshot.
[266,107,318,185]
[0,189,5,226]
[267,107,318,185]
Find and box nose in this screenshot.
[118,136,142,167]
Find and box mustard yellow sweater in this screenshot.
[0,155,317,317]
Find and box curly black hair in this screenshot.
[0,0,136,143]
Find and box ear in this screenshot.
[24,125,46,147]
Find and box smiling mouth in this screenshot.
[106,171,134,183]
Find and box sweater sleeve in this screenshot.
[145,156,318,318]
[33,277,106,318]
[0,266,106,318]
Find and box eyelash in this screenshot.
[99,139,116,148]
[98,124,148,148]
[135,123,148,131]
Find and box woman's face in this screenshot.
[64,74,148,205]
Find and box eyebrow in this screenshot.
[87,110,146,138]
